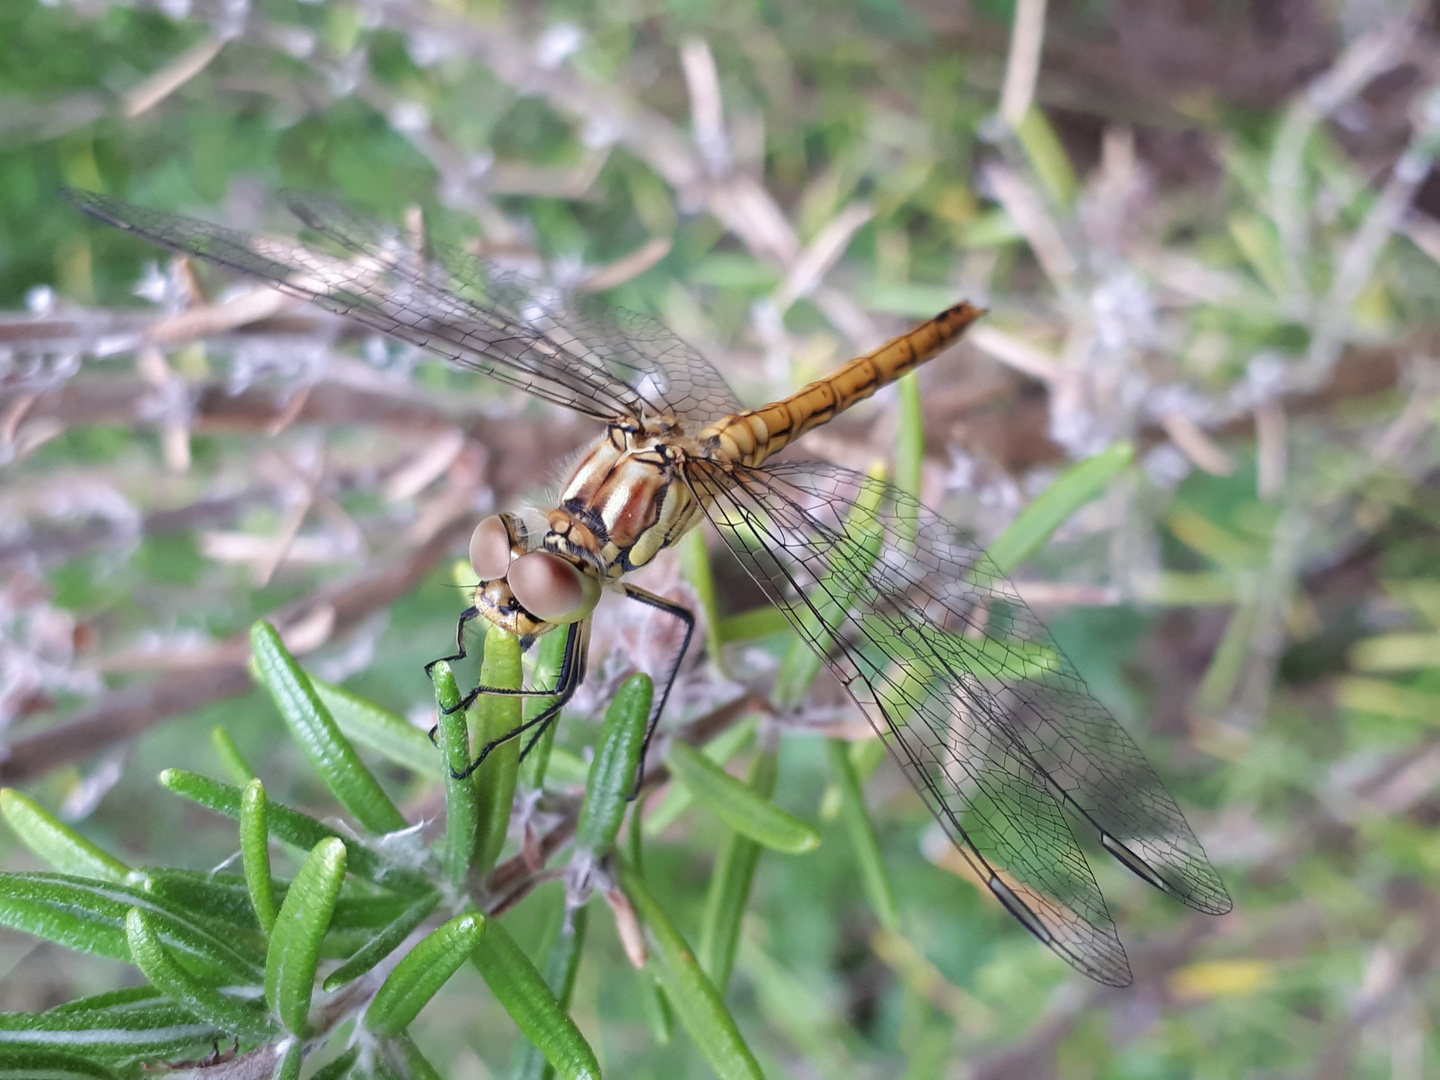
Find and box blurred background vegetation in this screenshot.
[3,0,1440,1076]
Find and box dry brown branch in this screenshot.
[146,288,299,345]
[480,692,761,914]
[0,510,474,784]
[122,36,227,118]
[1309,902,1440,1080]
[1159,409,1237,476]
[0,489,267,573]
[998,0,1049,128]
[5,371,595,497]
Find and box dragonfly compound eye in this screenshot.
[469,515,515,581]
[508,552,600,623]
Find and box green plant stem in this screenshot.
[210,725,256,785]
[826,738,898,930]
[523,630,572,790]
[697,748,777,993]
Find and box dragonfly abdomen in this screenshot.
[699,302,983,468]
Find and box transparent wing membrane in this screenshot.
[690,459,1231,985]
[67,190,743,429]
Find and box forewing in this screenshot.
[691,460,1231,985]
[67,190,742,427]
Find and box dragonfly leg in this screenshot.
[425,605,480,680]
[426,606,482,747]
[620,584,696,796]
[449,620,587,781]
[426,610,571,724]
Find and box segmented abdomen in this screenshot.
[698,302,983,469]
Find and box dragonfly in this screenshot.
[68,189,1231,987]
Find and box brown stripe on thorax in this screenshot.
[557,429,699,576]
[699,301,983,468]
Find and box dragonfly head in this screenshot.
[469,512,601,636]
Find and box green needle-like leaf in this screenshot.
[1016,106,1079,206]
[0,790,128,883]
[0,873,263,983]
[124,908,275,1040]
[543,748,592,788]
[573,673,653,858]
[322,892,439,991]
[698,749,776,992]
[825,739,898,930]
[210,725,256,785]
[389,1034,444,1080]
[276,1040,302,1080]
[0,1048,118,1078]
[818,739,886,821]
[982,440,1134,577]
[250,621,408,834]
[644,716,759,838]
[433,660,479,886]
[138,869,411,935]
[159,769,426,893]
[365,912,486,1037]
[265,836,348,1035]
[309,1045,360,1080]
[0,987,222,1062]
[473,624,524,874]
[716,605,791,644]
[680,528,725,669]
[240,779,277,935]
[621,863,765,1080]
[667,742,819,854]
[312,677,440,775]
[472,918,600,1080]
[512,902,589,1080]
[638,967,674,1047]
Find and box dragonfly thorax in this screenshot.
[463,418,705,640]
[553,424,705,580]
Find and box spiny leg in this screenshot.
[621,584,696,795]
[426,606,574,721]
[426,605,480,748]
[449,619,588,781]
[425,605,479,679]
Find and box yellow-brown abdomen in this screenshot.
[699,302,983,468]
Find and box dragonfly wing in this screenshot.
[275,192,744,426]
[68,190,742,427]
[690,459,1232,985]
